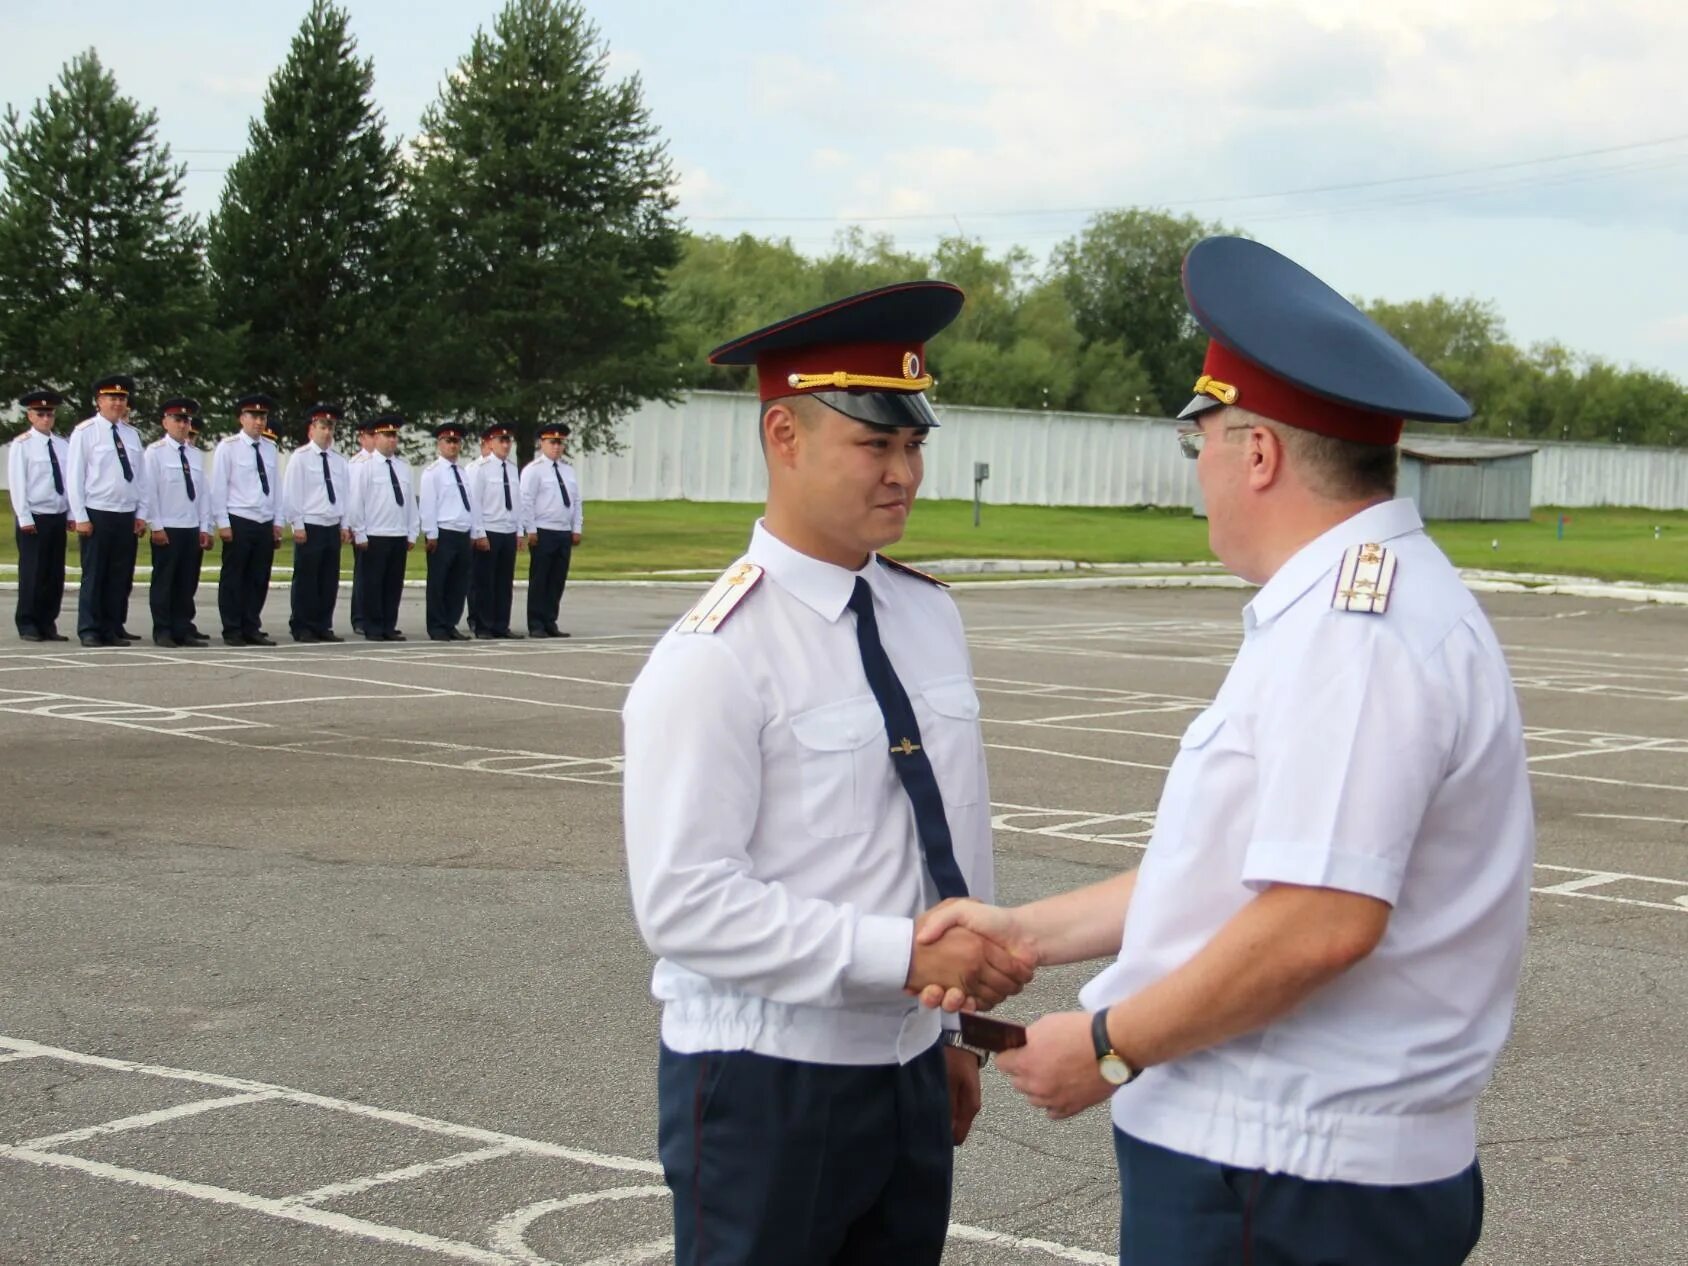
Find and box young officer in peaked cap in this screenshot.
[347,414,419,640]
[347,416,379,635]
[468,421,527,638]
[621,283,1034,1266]
[143,397,213,647]
[518,421,582,636]
[8,389,72,641]
[66,374,149,646]
[281,403,353,642]
[210,392,283,645]
[915,238,1532,1266]
[419,420,487,640]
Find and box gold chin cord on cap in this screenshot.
[786,369,935,392]
[1192,374,1239,405]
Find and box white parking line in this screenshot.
[13,1091,280,1150]
[284,1145,521,1207]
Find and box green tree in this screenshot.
[206,0,408,442]
[408,0,682,453]
[1051,209,1238,414]
[0,49,210,422]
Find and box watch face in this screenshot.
[1099,1054,1133,1086]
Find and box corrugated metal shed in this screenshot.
[1399,440,1536,520]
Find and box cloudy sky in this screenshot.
[8,0,1687,380]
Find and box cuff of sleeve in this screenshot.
[354,532,368,544]
[1241,840,1405,905]
[846,914,914,997]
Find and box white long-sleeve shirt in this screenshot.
[280,440,352,529]
[469,454,526,535]
[419,457,486,540]
[519,457,583,533]
[143,437,212,534]
[66,415,149,521]
[6,430,71,526]
[622,521,995,1067]
[349,453,419,543]
[210,432,279,526]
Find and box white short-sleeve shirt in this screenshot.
[1080,497,1534,1184]
[622,520,995,1067]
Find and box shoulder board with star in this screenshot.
[1331,542,1397,615]
[876,555,948,588]
[676,562,764,635]
[73,417,98,432]
[147,437,168,449]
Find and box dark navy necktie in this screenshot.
[386,458,404,506]
[501,462,512,511]
[254,444,269,496]
[46,438,64,495]
[179,444,195,501]
[846,577,969,900]
[451,462,470,511]
[111,425,133,482]
[553,461,571,508]
[321,450,336,504]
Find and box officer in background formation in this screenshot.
[67,374,149,647]
[349,413,418,641]
[143,397,212,648]
[623,283,1030,1266]
[467,421,526,639]
[281,403,353,643]
[419,420,488,641]
[210,393,282,646]
[7,389,72,641]
[348,415,378,636]
[520,421,583,638]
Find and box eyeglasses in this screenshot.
[1176,423,1253,459]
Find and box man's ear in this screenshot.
[763,403,801,467]
[1245,424,1284,492]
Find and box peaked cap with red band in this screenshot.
[1179,237,1470,445]
[708,281,964,430]
[306,401,344,423]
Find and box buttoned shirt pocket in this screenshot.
[788,697,884,838]
[915,676,985,809]
[1149,705,1241,852]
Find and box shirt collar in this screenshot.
[1245,497,1424,629]
[745,518,889,624]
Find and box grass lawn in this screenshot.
[3,501,1684,586]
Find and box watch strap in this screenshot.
[1091,1006,1115,1059]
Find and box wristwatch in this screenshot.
[1091,1007,1138,1086]
[942,1029,989,1068]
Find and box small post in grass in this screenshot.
[973,462,990,528]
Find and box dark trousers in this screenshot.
[15,511,67,636]
[1115,1130,1484,1266]
[526,529,572,633]
[350,544,366,632]
[218,515,276,637]
[361,536,408,637]
[76,507,139,641]
[469,530,517,634]
[658,1044,952,1266]
[425,529,472,636]
[290,524,343,637]
[149,527,203,640]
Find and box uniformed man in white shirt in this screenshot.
[467,421,526,639]
[8,389,72,642]
[142,396,213,648]
[281,402,354,643]
[518,421,582,637]
[917,239,1533,1266]
[347,413,419,641]
[418,420,488,640]
[209,393,283,646]
[347,416,378,635]
[622,283,1035,1266]
[66,373,150,647]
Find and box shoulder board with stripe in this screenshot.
[876,555,949,588]
[1331,542,1397,615]
[676,562,765,635]
[73,417,97,431]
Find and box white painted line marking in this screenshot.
[489,1188,670,1265]
[949,1224,1117,1264]
[1576,813,1688,828]
[12,1091,280,1149]
[986,742,1171,774]
[282,1144,519,1207]
[0,1052,43,1064]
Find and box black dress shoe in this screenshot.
[118,628,139,640]
[547,629,571,638]
[182,634,210,647]
[247,631,276,646]
[292,630,320,643]
[19,631,45,643]
[364,632,387,642]
[385,631,407,642]
[428,632,452,641]
[80,635,110,647]
[223,633,248,647]
[113,632,138,644]
[317,631,344,643]
[448,629,472,641]
[499,630,526,639]
[43,630,69,642]
[473,631,498,640]
[527,628,546,638]
[153,634,181,648]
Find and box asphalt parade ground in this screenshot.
[1,583,1683,1265]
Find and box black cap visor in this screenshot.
[798,389,940,430]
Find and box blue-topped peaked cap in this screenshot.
[234,392,277,415]
[707,281,965,430]
[93,373,135,397]
[306,402,344,422]
[432,420,471,440]
[1179,237,1471,445]
[159,396,200,418]
[19,388,63,409]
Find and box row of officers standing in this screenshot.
[6,377,586,647]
